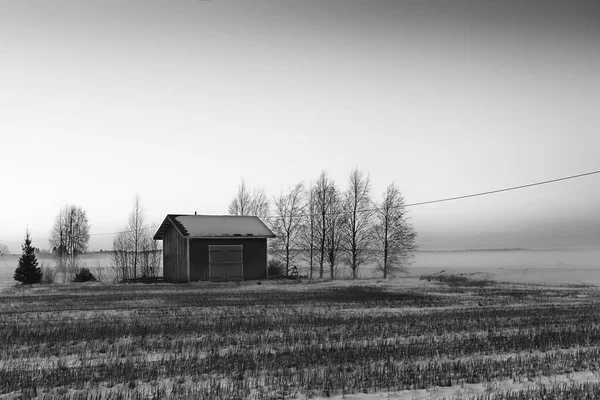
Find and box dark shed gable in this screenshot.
[154,214,275,283]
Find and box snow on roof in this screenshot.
[153,214,275,239]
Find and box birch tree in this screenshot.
[127,195,145,280]
[111,195,162,281]
[111,231,131,281]
[325,185,345,279]
[272,183,305,275]
[49,205,91,282]
[228,180,271,223]
[228,180,252,216]
[139,235,162,278]
[314,171,333,278]
[342,168,374,279]
[374,183,417,278]
[313,171,345,279]
[301,184,318,278]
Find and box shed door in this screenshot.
[209,245,243,281]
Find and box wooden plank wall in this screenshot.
[189,238,267,281]
[163,224,188,282]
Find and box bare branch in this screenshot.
[228,179,271,223]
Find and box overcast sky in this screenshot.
[1,0,599,252]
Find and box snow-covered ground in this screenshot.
[2,370,595,400]
[311,370,600,399]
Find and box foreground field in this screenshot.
[1,278,600,399]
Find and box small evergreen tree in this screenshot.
[14,231,42,284]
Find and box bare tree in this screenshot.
[111,231,131,282]
[49,205,91,282]
[112,195,162,281]
[50,210,68,280]
[325,185,345,279]
[342,168,374,279]
[374,183,417,278]
[300,184,319,278]
[228,180,252,216]
[272,183,305,275]
[313,171,345,279]
[228,179,271,223]
[127,195,145,280]
[250,187,270,222]
[0,243,9,255]
[314,171,333,278]
[139,233,162,278]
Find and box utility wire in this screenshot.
[3,169,600,246]
[87,225,160,236]
[25,224,161,246]
[404,169,600,208]
[261,169,600,219]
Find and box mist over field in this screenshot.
[0,252,113,287]
[2,248,599,287]
[413,248,600,270]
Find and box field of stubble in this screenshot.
[1,278,600,400]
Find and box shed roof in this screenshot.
[153,214,276,240]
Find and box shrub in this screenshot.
[421,273,492,287]
[40,263,56,284]
[72,267,97,283]
[268,259,285,277]
[119,274,164,284]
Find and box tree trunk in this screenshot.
[285,242,290,276]
[309,243,313,279]
[383,219,389,279]
[319,236,325,278]
[309,231,314,279]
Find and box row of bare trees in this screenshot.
[228,169,417,279]
[111,195,161,281]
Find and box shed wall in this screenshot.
[163,225,188,282]
[189,238,267,281]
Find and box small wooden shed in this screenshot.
[153,214,276,282]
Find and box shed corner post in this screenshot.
[265,238,269,280]
[187,238,191,283]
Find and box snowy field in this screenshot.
[2,273,600,399]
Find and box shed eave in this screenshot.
[188,235,276,239]
[153,214,188,240]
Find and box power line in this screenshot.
[25,224,160,246]
[263,168,600,219]
[3,169,599,245]
[404,169,600,208]
[87,224,160,237]
[0,239,22,245]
